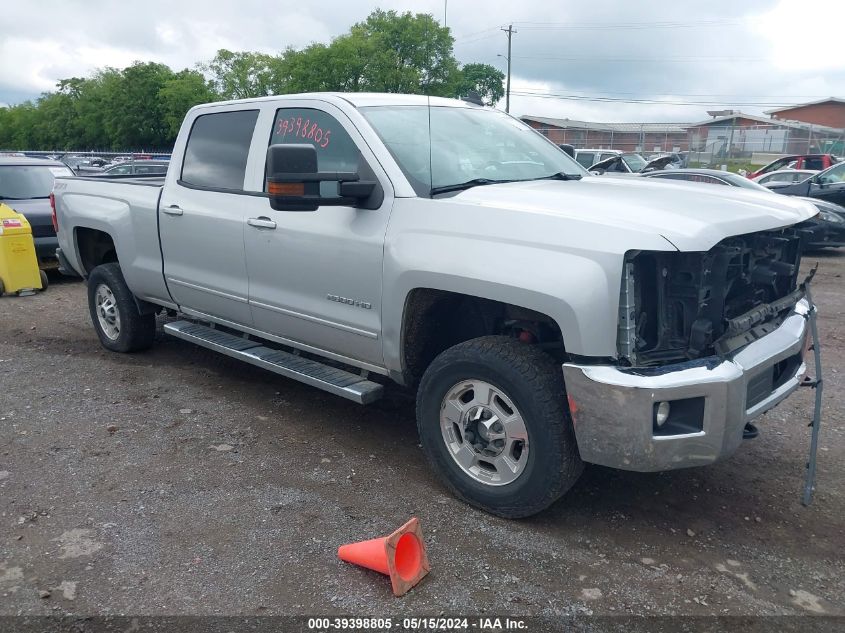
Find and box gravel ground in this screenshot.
[0,254,843,622]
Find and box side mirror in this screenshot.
[590,168,606,176]
[265,144,377,212]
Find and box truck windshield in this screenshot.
[0,165,73,199]
[360,105,587,196]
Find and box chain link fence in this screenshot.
[530,121,845,168]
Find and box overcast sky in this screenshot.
[1,0,843,123]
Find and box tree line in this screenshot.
[0,10,505,151]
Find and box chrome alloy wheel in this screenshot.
[439,380,529,486]
[94,283,121,340]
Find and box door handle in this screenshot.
[162,205,183,216]
[247,217,277,229]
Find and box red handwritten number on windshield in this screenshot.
[275,114,332,149]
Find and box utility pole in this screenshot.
[444,0,447,26]
[501,24,515,113]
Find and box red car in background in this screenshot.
[749,153,841,179]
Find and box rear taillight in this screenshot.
[50,192,58,232]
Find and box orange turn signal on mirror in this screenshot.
[268,181,305,196]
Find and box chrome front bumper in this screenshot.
[562,299,811,472]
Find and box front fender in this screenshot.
[381,198,678,373]
[383,233,627,372]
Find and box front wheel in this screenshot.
[87,263,155,353]
[416,336,583,518]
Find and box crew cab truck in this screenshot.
[54,94,818,517]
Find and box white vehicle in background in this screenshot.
[573,148,625,169]
[754,169,819,186]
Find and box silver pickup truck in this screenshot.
[53,93,818,517]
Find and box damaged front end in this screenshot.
[617,226,807,366]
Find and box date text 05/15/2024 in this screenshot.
[306,616,529,631]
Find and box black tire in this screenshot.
[39,269,48,290]
[87,263,155,353]
[416,335,583,518]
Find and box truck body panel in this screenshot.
[52,93,819,487]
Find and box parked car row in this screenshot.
[0,153,170,275]
[569,142,845,251]
[747,153,841,180]
[0,156,74,270]
[93,160,170,176]
[637,167,845,249]
[57,154,170,175]
[573,148,687,175]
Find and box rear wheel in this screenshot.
[416,335,583,518]
[87,263,155,352]
[39,269,48,290]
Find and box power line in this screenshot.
[517,88,835,98]
[453,17,745,42]
[513,19,743,30]
[453,32,502,46]
[514,55,766,63]
[508,89,814,107]
[452,25,502,42]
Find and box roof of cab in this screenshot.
[190,92,479,112]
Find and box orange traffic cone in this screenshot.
[338,517,430,596]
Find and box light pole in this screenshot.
[497,52,511,113]
[500,24,515,113]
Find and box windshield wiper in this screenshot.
[535,172,582,181]
[430,178,514,196]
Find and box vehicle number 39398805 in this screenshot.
[276,117,332,148]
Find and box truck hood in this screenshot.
[450,176,818,251]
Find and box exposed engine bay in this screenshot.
[618,226,807,366]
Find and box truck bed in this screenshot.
[54,174,168,304]
[71,174,166,187]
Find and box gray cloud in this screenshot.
[1,0,842,123]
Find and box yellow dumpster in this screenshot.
[0,202,44,296]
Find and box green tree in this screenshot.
[0,103,40,149]
[73,69,121,148]
[203,49,280,99]
[454,63,505,106]
[281,35,376,93]
[348,9,458,95]
[32,91,76,149]
[159,69,217,139]
[103,62,176,148]
[0,9,504,151]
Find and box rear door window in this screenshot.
[181,110,259,190]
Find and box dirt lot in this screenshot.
[1,253,843,624]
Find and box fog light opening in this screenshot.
[655,401,671,427]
